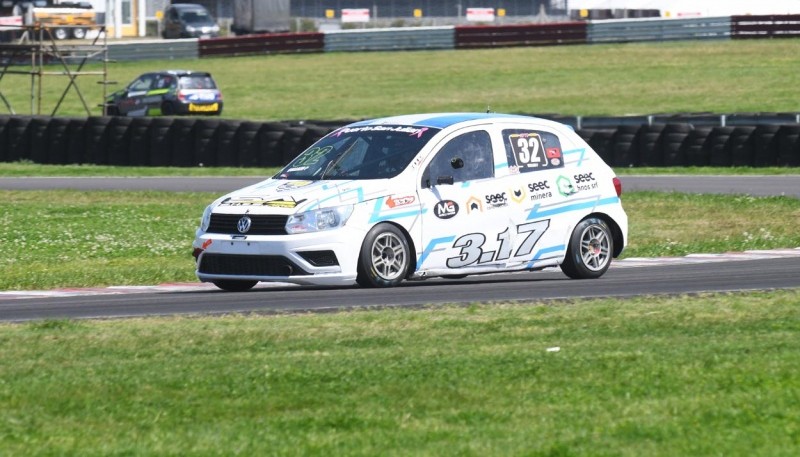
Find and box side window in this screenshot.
[128,75,154,92]
[503,129,564,173]
[424,130,493,187]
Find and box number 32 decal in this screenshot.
[446,220,550,268]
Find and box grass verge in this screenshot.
[1,190,799,290]
[1,291,798,455]
[2,40,799,119]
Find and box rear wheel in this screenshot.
[357,223,411,288]
[560,217,613,279]
[161,101,175,116]
[213,280,257,292]
[72,28,86,39]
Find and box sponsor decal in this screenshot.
[546,147,562,159]
[334,125,429,138]
[573,172,599,192]
[277,180,314,192]
[386,195,416,208]
[466,196,483,213]
[510,187,526,204]
[434,200,459,219]
[527,179,553,201]
[556,175,577,197]
[221,197,306,208]
[485,192,508,209]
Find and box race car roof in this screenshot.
[349,113,532,129]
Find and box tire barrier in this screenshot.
[1,115,800,169]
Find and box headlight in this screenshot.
[199,204,214,232]
[285,205,353,234]
[186,26,196,32]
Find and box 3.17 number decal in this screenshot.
[446,220,550,268]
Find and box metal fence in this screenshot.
[587,16,732,43]
[324,26,454,52]
[107,39,199,61]
[99,14,800,61]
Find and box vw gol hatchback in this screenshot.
[193,113,628,291]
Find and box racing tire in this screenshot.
[560,217,614,280]
[72,28,86,39]
[357,223,411,288]
[161,102,175,116]
[213,280,258,292]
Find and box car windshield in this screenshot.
[180,10,214,24]
[276,125,441,180]
[178,75,216,89]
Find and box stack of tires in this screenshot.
[1,114,799,168]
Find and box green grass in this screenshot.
[3,39,799,120]
[1,190,799,290]
[1,291,798,455]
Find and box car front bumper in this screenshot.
[193,227,364,286]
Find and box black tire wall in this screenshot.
[1,115,799,169]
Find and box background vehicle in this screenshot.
[162,3,219,39]
[1,0,94,40]
[231,0,290,35]
[105,70,222,117]
[193,113,628,292]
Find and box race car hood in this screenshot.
[211,178,391,215]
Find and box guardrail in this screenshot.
[107,39,199,61]
[198,32,324,57]
[324,27,454,52]
[99,14,800,61]
[731,14,800,39]
[455,22,587,48]
[587,16,731,43]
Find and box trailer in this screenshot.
[0,0,95,40]
[232,0,290,35]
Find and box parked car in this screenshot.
[162,3,220,39]
[104,70,223,116]
[192,113,629,292]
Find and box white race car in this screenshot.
[193,113,628,291]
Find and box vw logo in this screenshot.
[237,216,252,234]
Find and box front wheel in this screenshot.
[213,280,257,292]
[560,217,613,279]
[357,223,411,288]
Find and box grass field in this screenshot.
[2,38,799,455]
[2,39,799,120]
[1,291,798,455]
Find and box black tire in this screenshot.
[213,280,258,292]
[560,217,614,280]
[161,101,175,116]
[357,223,412,288]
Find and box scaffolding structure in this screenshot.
[0,24,109,116]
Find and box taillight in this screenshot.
[613,177,622,197]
